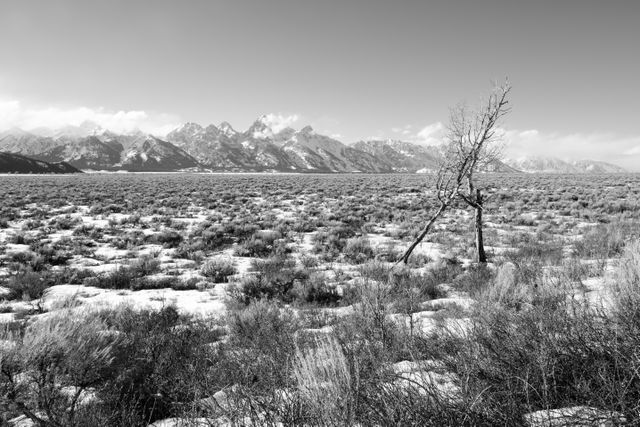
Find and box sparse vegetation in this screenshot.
[1,173,640,425]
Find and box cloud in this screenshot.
[393,121,640,171]
[517,129,539,138]
[0,97,180,136]
[414,122,445,145]
[624,145,640,156]
[504,129,640,171]
[260,113,299,133]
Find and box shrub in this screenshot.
[5,270,51,301]
[235,256,308,304]
[48,214,81,230]
[154,230,184,248]
[506,239,565,266]
[200,257,237,282]
[7,250,47,272]
[453,263,495,296]
[174,240,205,262]
[344,237,375,264]
[478,262,531,309]
[574,221,639,269]
[293,273,341,306]
[222,300,298,390]
[97,305,215,425]
[312,224,357,261]
[31,243,72,266]
[129,254,161,277]
[413,241,640,424]
[87,266,138,290]
[234,230,284,258]
[1,310,120,426]
[300,254,320,269]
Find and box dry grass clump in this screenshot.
[611,239,640,322]
[293,335,354,424]
[477,262,566,310]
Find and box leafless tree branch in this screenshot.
[397,79,511,265]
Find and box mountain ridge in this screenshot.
[0,120,627,174]
[505,156,627,174]
[0,152,82,174]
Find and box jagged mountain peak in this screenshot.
[175,122,204,135]
[299,125,314,135]
[0,122,628,174]
[247,116,271,138]
[218,121,237,136]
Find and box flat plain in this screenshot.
[2,172,640,426]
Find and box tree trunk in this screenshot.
[397,202,447,265]
[474,189,487,263]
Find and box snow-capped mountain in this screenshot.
[0,119,628,173]
[118,136,199,171]
[2,126,198,171]
[167,122,260,169]
[572,160,627,173]
[0,128,65,156]
[353,139,441,172]
[280,126,390,172]
[505,156,626,174]
[35,136,121,170]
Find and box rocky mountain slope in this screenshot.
[353,139,442,172]
[118,136,199,171]
[0,128,65,156]
[0,152,81,174]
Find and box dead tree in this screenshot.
[398,80,511,265]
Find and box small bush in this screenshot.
[200,257,237,282]
[1,310,120,426]
[87,266,138,290]
[234,230,284,258]
[129,254,161,277]
[223,300,298,390]
[234,256,308,304]
[5,270,51,300]
[294,273,341,306]
[154,230,184,248]
[344,237,375,264]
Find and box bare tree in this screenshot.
[398,80,511,265]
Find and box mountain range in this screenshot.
[0,117,627,174]
[505,157,626,174]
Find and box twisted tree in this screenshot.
[398,80,512,265]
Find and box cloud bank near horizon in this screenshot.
[0,97,180,136]
[398,122,639,172]
[503,129,640,171]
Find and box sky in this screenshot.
[0,0,639,169]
